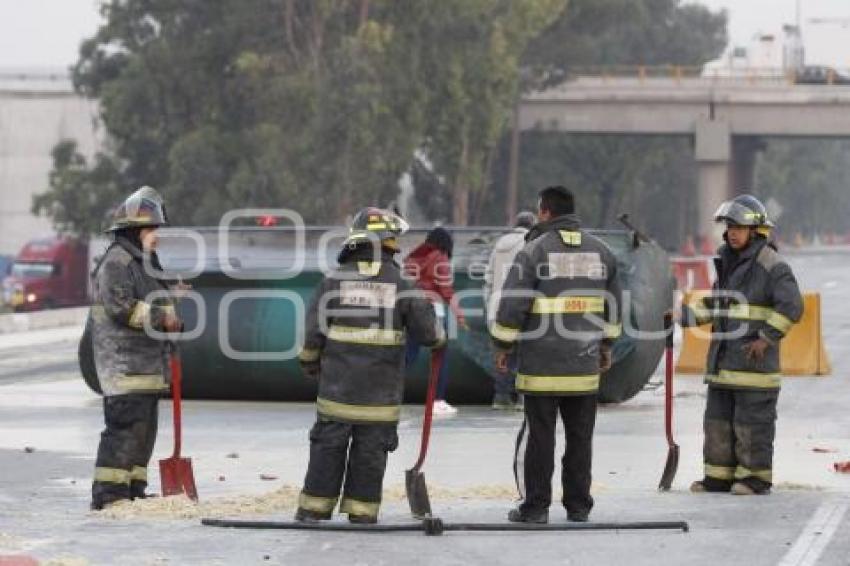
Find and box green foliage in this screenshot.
[483,0,727,248]
[32,141,125,237]
[756,140,850,238]
[35,0,733,240]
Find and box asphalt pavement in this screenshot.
[0,251,848,565]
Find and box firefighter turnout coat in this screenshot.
[491,215,622,396]
[298,248,444,422]
[682,238,803,390]
[91,238,175,397]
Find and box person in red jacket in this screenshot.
[404,227,468,415]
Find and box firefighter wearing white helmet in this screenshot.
[680,194,803,495]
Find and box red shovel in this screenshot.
[658,313,680,491]
[406,348,445,519]
[159,345,198,500]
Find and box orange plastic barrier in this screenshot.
[676,293,831,376]
[671,257,714,291]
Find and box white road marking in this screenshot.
[778,500,848,566]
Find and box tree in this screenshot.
[756,140,850,240]
[483,0,727,247]
[32,141,125,237]
[35,0,569,233]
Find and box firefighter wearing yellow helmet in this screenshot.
[295,207,444,524]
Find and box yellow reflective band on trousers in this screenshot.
[298,348,320,362]
[118,374,169,392]
[735,466,773,483]
[298,491,337,514]
[516,373,600,394]
[94,467,131,485]
[704,463,735,481]
[490,322,519,343]
[531,296,605,314]
[707,370,781,389]
[316,398,401,423]
[130,466,148,482]
[340,497,380,518]
[327,325,403,346]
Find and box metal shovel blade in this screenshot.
[658,444,679,492]
[160,456,198,501]
[405,468,432,519]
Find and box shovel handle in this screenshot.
[663,313,674,445]
[413,348,444,472]
[168,345,183,459]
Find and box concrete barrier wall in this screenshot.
[0,306,88,334]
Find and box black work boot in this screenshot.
[507,507,548,524]
[130,482,157,500]
[90,495,130,511]
[348,514,378,524]
[567,509,590,523]
[294,507,332,523]
[690,477,732,493]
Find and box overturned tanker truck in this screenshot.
[79,224,673,404]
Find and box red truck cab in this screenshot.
[2,237,89,312]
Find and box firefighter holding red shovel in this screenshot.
[89,187,184,510]
[295,208,444,524]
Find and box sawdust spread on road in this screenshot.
[97,483,522,520]
[0,532,21,550]
[43,558,91,566]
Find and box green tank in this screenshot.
[80,226,673,404]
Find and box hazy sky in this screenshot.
[694,0,850,67]
[0,0,849,69]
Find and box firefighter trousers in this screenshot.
[519,395,597,516]
[92,394,159,506]
[702,387,778,493]
[298,419,399,520]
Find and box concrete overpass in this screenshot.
[516,76,850,240]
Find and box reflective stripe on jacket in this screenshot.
[681,238,803,390]
[91,239,175,396]
[299,247,443,423]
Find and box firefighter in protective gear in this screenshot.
[491,186,621,524]
[681,194,803,495]
[295,208,445,524]
[90,186,183,510]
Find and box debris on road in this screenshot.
[259,474,278,481]
[94,483,524,521]
[97,485,301,520]
[43,557,90,566]
[23,447,35,454]
[226,453,239,459]
[833,461,850,473]
[812,447,838,453]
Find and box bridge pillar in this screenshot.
[695,118,731,245]
[730,136,766,194]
